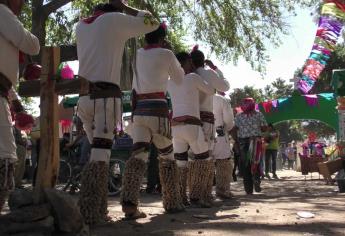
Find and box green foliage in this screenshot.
[177,0,318,73]
[21,0,188,50]
[302,120,335,138]
[14,84,38,116]
[230,86,265,108]
[45,10,76,45]
[72,0,105,17]
[275,121,304,143]
[19,0,32,29]
[270,78,294,99]
[230,78,293,107]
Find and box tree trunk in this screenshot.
[32,12,46,47]
[120,39,137,91]
[31,1,47,62]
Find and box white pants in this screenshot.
[130,115,172,162]
[172,125,209,167]
[77,96,121,163]
[0,97,17,162]
[213,136,232,160]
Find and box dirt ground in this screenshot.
[91,170,345,236]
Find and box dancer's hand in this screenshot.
[110,0,126,10]
[111,0,144,16]
[205,59,217,70]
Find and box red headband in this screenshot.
[161,21,167,30]
[192,44,199,52]
[241,98,256,115]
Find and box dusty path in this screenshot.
[92,170,345,236]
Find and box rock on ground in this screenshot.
[8,189,34,210]
[45,188,84,234]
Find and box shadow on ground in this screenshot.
[86,170,345,236]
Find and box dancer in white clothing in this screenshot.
[120,23,185,219]
[213,93,234,199]
[76,1,159,224]
[190,46,230,205]
[168,52,215,207]
[0,0,40,213]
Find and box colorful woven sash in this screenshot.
[133,100,169,117]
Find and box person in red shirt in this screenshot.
[231,98,267,195]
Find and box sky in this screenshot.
[208,8,318,91]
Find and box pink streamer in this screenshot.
[304,95,319,107]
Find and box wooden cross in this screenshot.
[290,77,299,90]
[18,46,84,203]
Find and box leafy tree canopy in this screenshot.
[20,0,320,71]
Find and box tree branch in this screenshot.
[43,0,73,15]
[32,0,44,8]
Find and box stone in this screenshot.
[8,189,34,210]
[0,203,51,223]
[0,216,54,234]
[44,189,84,233]
[78,223,90,236]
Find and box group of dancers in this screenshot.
[0,0,268,225]
[76,0,239,224]
[75,1,237,224]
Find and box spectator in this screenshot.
[231,98,268,195]
[285,143,295,170]
[13,127,26,187]
[65,116,90,166]
[280,143,288,168]
[263,124,279,179]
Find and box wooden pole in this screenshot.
[33,47,60,203]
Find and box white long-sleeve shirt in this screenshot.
[213,94,234,131]
[168,73,214,118]
[76,11,159,85]
[0,4,40,85]
[196,67,229,112]
[133,48,184,94]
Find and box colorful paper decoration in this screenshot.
[262,100,273,113]
[304,94,319,107]
[60,64,74,80]
[297,0,345,94]
[59,119,72,134]
[57,63,75,80]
